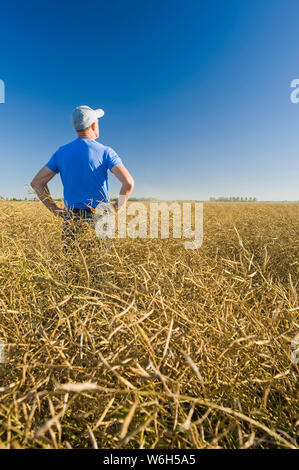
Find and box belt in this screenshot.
[66,208,94,220]
[72,208,93,214]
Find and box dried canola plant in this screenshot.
[0,201,298,449]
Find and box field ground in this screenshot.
[0,201,298,449]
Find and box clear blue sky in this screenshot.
[0,0,299,201]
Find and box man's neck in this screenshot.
[77,131,96,139]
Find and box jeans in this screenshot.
[62,209,95,252]
[61,208,111,253]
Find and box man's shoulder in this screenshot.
[54,139,79,153]
[88,141,117,160]
[54,139,112,156]
[89,140,111,153]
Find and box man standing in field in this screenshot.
[31,105,134,248]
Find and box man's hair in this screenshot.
[78,124,91,132]
[77,121,97,132]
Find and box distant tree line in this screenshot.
[1,197,64,201]
[2,197,30,201]
[129,197,157,202]
[209,196,257,202]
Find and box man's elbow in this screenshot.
[30,178,38,190]
[126,178,135,191]
[30,178,42,192]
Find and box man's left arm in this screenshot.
[30,166,65,217]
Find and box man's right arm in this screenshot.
[111,164,135,212]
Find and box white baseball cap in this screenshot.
[71,105,105,131]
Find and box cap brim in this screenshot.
[95,108,104,118]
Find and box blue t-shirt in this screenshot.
[45,138,122,209]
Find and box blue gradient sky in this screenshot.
[0,0,299,201]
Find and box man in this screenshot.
[31,105,134,248]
